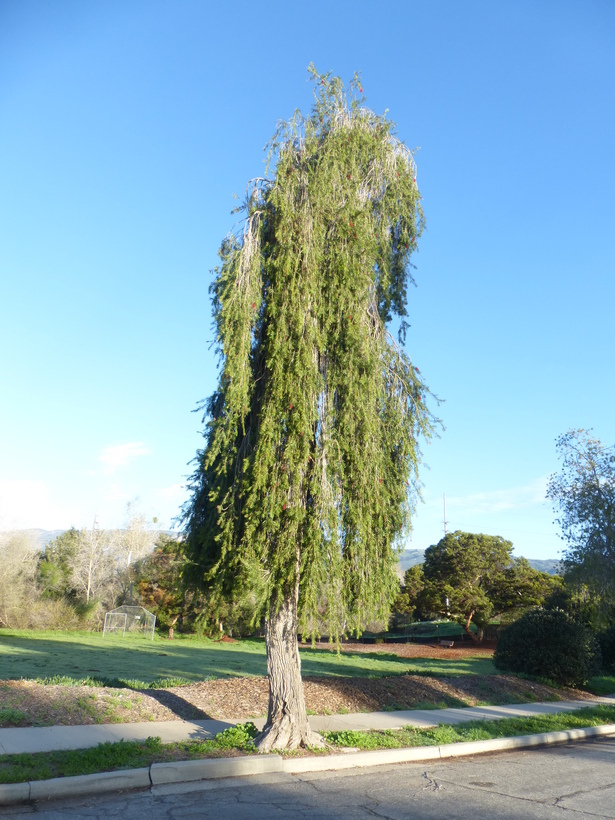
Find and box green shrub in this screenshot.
[493,609,601,687]
[598,624,615,672]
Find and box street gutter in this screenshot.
[2,723,615,807]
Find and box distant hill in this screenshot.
[397,549,426,572]
[10,529,66,550]
[524,558,562,575]
[397,549,561,577]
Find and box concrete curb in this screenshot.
[29,768,152,802]
[0,768,152,806]
[150,754,283,785]
[5,724,615,807]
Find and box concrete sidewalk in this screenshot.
[1,696,613,756]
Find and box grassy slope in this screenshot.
[0,630,494,684]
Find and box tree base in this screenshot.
[254,715,326,753]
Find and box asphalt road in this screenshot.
[7,737,615,819]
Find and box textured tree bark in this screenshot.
[254,594,325,752]
[464,611,481,644]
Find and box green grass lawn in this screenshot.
[587,675,615,696]
[0,629,495,685]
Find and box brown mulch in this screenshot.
[312,640,499,660]
[0,641,596,728]
[158,673,594,722]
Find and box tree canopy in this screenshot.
[418,531,557,641]
[547,428,615,616]
[182,66,436,750]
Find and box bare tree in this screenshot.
[0,531,39,627]
[113,500,158,569]
[70,524,116,607]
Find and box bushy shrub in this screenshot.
[598,624,615,672]
[493,608,601,687]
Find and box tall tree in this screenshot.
[419,531,514,642]
[547,429,615,612]
[183,67,435,751]
[419,532,558,641]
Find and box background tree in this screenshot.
[390,564,425,628]
[37,527,81,601]
[419,532,512,641]
[183,66,435,751]
[486,557,561,624]
[135,535,206,637]
[70,526,116,611]
[0,531,39,628]
[544,575,613,631]
[547,429,615,620]
[112,500,159,606]
[113,500,158,570]
[417,531,554,642]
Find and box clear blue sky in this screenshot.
[1,0,613,560]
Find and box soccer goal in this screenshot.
[103,605,156,639]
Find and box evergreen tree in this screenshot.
[183,67,436,751]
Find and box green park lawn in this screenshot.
[0,629,495,686]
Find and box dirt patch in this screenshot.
[0,642,596,727]
[322,640,498,659]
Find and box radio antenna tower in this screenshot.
[443,493,448,535]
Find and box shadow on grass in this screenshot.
[0,631,494,686]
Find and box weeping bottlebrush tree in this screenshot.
[183,66,437,752]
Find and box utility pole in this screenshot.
[443,493,448,535]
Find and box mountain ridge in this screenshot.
[397,548,561,576]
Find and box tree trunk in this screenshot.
[168,615,179,639]
[464,611,481,644]
[254,595,325,753]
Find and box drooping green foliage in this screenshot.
[183,67,436,641]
